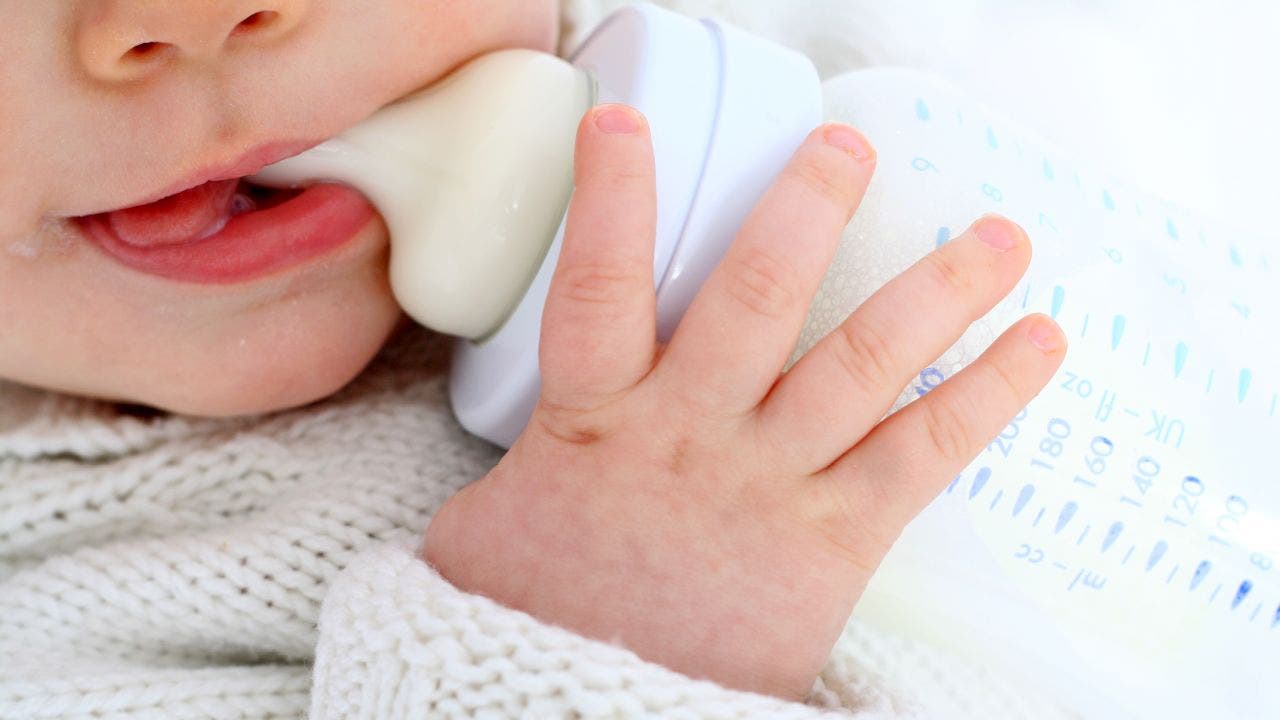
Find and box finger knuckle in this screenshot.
[598,163,653,195]
[983,354,1031,409]
[787,155,856,217]
[535,396,609,447]
[831,319,900,393]
[555,261,645,312]
[921,249,977,300]
[725,245,800,319]
[803,483,891,575]
[921,396,975,462]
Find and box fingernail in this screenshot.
[594,105,642,135]
[1028,319,1065,354]
[823,124,875,162]
[974,216,1020,252]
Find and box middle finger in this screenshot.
[652,123,876,420]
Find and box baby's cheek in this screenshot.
[0,158,48,251]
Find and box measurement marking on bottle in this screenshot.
[1232,580,1253,610]
[1250,603,1262,623]
[1229,244,1244,267]
[1122,546,1135,564]
[1080,314,1090,338]
[915,98,931,122]
[1146,541,1168,572]
[1033,507,1045,528]
[1111,315,1126,350]
[1012,485,1035,517]
[1054,502,1078,535]
[989,489,1004,511]
[1101,522,1124,553]
[969,467,991,500]
[1021,284,1032,309]
[1068,568,1106,592]
[1271,605,1280,629]
[1143,342,1152,367]
[1173,342,1189,378]
[1209,584,1222,604]
[1206,370,1216,394]
[1167,564,1181,584]
[1051,286,1065,320]
[947,474,961,494]
[1190,560,1212,591]
[1076,524,1091,546]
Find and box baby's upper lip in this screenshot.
[99,139,323,214]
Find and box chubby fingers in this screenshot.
[754,215,1033,475]
[540,105,659,415]
[822,314,1067,536]
[653,124,876,420]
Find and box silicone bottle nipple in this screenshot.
[252,50,594,340]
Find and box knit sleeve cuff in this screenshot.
[310,543,862,719]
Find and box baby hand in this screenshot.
[424,105,1065,699]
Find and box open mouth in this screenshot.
[96,178,304,248]
[76,168,378,285]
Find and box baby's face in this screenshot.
[0,0,558,416]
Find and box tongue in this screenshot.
[106,179,240,247]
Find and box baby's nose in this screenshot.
[75,0,308,82]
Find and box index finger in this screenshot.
[539,104,659,414]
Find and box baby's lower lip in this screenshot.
[76,180,377,284]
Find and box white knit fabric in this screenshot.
[0,325,1078,719]
[0,3,1085,718]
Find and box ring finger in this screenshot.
[753,215,1034,475]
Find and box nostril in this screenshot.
[122,41,175,64]
[233,10,280,35]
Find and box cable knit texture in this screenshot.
[0,3,1082,718]
[0,325,1075,719]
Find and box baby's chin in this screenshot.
[135,260,406,418]
[150,304,405,419]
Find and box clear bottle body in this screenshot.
[807,67,1279,718]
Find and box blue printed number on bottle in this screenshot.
[912,157,939,173]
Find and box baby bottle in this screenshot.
[805,67,1280,720]
[254,4,1279,718]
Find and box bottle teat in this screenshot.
[252,49,594,340]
